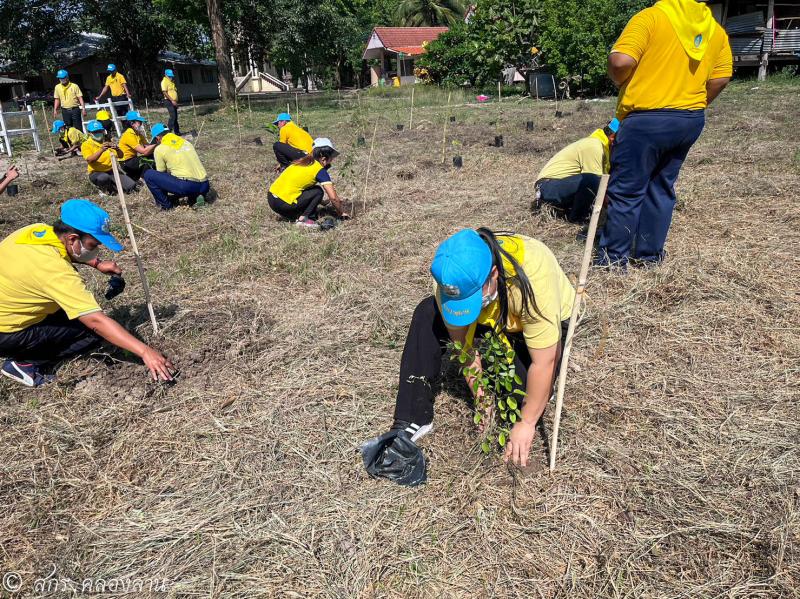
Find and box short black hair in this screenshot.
[52,219,88,238]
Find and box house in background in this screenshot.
[35,32,221,100]
[363,27,448,85]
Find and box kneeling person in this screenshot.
[268,138,347,228]
[534,119,618,222]
[143,123,209,210]
[118,110,156,181]
[51,120,85,156]
[81,120,137,195]
[0,199,175,387]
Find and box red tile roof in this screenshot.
[374,27,449,53]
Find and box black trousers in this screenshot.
[121,156,150,181]
[164,101,180,135]
[273,142,306,168]
[393,296,569,427]
[536,173,601,223]
[268,188,323,220]
[0,310,101,368]
[61,107,82,130]
[89,171,137,194]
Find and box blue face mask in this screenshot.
[91,132,105,141]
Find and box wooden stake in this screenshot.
[193,119,206,149]
[191,94,198,131]
[247,93,252,126]
[440,91,451,164]
[235,93,242,147]
[498,81,502,103]
[549,173,610,471]
[409,86,415,130]
[361,120,379,214]
[294,92,300,125]
[40,104,58,157]
[110,154,159,335]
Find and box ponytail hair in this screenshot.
[292,146,338,167]
[476,227,547,330]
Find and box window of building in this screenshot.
[201,68,215,83]
[178,69,194,85]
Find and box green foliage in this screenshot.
[418,0,541,86]
[451,331,525,453]
[538,0,649,90]
[395,0,466,27]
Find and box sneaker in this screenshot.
[1,360,54,387]
[97,191,109,198]
[295,217,319,229]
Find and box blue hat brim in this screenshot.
[51,124,62,133]
[438,287,483,327]
[94,230,123,252]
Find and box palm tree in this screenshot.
[395,0,466,27]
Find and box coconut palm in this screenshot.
[394,0,467,27]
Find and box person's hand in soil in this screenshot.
[504,419,536,467]
[5,166,19,182]
[96,260,122,275]
[141,347,175,382]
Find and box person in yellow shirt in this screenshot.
[268,137,347,228]
[52,69,86,130]
[596,0,733,268]
[95,64,131,103]
[534,118,619,223]
[142,123,208,209]
[272,112,313,170]
[95,109,115,140]
[161,68,181,135]
[361,228,575,485]
[0,199,175,387]
[50,120,85,156]
[118,110,156,181]
[81,120,137,195]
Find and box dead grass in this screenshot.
[0,81,799,598]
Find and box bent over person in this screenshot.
[81,120,136,195]
[596,0,732,267]
[272,112,313,170]
[362,228,574,485]
[0,199,175,387]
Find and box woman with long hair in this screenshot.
[363,228,575,485]
[267,138,348,228]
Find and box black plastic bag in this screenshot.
[361,429,427,486]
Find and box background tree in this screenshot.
[206,0,236,102]
[394,0,466,27]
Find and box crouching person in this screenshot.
[267,138,348,228]
[51,119,85,156]
[272,112,312,170]
[0,199,175,387]
[534,119,618,222]
[361,228,574,485]
[81,120,137,195]
[143,123,209,210]
[118,110,156,181]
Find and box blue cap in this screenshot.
[107,63,116,72]
[86,120,105,133]
[56,69,68,79]
[430,229,492,327]
[273,112,292,125]
[61,199,123,252]
[608,118,620,133]
[165,69,174,78]
[125,110,146,122]
[51,119,66,133]
[150,123,169,138]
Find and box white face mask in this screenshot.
[481,289,498,309]
[70,239,99,264]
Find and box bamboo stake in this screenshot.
[110,154,159,335]
[409,86,415,130]
[193,119,206,149]
[361,120,378,215]
[40,104,58,157]
[247,93,252,126]
[440,91,451,164]
[235,93,242,147]
[295,92,300,125]
[549,173,610,471]
[191,94,198,131]
[498,81,502,103]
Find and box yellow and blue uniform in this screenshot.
[279,122,313,154]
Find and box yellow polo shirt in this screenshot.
[118,127,147,161]
[105,72,127,96]
[54,82,83,108]
[154,133,207,181]
[612,2,733,120]
[537,136,605,181]
[269,161,332,205]
[161,76,178,102]
[435,235,574,350]
[60,126,85,147]
[279,122,313,153]
[81,137,118,173]
[0,224,101,333]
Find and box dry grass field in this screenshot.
[1,79,799,598]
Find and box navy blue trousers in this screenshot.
[143,169,209,210]
[537,173,601,222]
[597,110,705,265]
